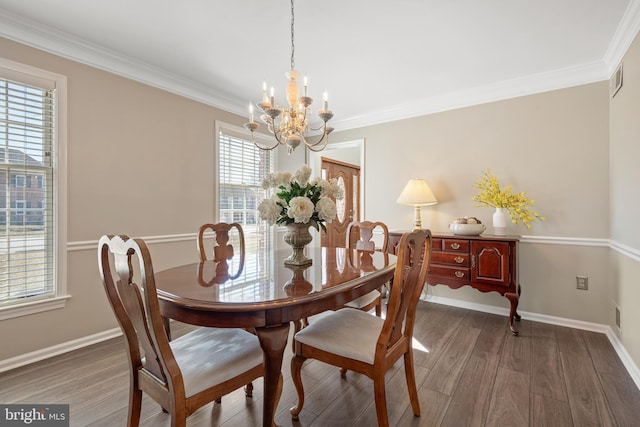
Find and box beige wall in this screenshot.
[330,83,612,325]
[610,31,640,368]
[0,30,638,373]
[0,37,248,360]
[332,84,610,237]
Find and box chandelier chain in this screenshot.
[290,0,295,70]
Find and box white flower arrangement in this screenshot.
[258,164,344,232]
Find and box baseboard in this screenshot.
[424,294,640,390]
[0,328,122,374]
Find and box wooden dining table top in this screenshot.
[154,246,396,328]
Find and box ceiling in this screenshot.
[0,0,638,131]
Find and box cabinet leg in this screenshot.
[505,288,520,336]
[513,284,522,321]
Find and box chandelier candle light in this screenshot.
[244,0,334,154]
[397,178,438,230]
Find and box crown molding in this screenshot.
[0,7,241,113]
[2,3,640,131]
[332,60,610,130]
[603,0,640,72]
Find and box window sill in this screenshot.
[0,295,72,321]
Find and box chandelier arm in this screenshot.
[299,127,329,149]
[304,133,330,152]
[249,131,281,151]
[271,122,286,145]
[302,121,330,147]
[265,118,276,134]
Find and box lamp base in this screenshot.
[413,205,423,230]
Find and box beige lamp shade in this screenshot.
[396,179,438,206]
[397,179,437,230]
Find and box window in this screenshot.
[0,59,67,318]
[217,123,274,297]
[14,174,26,188]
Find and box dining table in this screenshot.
[154,245,396,427]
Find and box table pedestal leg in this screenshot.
[256,323,290,427]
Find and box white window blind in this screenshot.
[0,74,56,306]
[218,127,274,297]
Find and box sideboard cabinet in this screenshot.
[389,231,521,335]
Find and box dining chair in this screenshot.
[290,229,432,427]
[197,222,255,399]
[342,220,390,316]
[98,235,264,427]
[197,222,245,277]
[163,222,246,341]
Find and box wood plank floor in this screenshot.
[2,301,640,426]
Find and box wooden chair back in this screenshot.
[346,220,389,253]
[98,235,181,399]
[197,222,245,279]
[377,229,431,356]
[342,220,390,316]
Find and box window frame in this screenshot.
[14,174,26,188]
[0,58,68,320]
[214,121,276,295]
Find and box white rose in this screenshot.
[326,178,344,200]
[316,197,337,223]
[274,172,292,189]
[287,196,314,223]
[294,164,312,185]
[257,198,280,225]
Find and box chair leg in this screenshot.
[403,350,421,416]
[375,295,383,317]
[244,382,254,397]
[170,412,187,427]
[292,320,304,352]
[162,316,172,341]
[128,388,142,427]
[373,374,390,427]
[289,355,306,420]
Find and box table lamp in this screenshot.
[396,178,438,230]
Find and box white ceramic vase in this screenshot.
[492,207,508,236]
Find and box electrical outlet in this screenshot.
[576,276,588,290]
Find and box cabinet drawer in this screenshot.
[431,252,469,266]
[442,239,469,252]
[429,265,471,280]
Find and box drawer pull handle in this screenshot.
[454,271,465,278]
[451,243,461,250]
[471,255,476,268]
[454,256,464,263]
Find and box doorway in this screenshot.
[320,157,360,247]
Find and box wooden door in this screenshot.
[320,158,360,247]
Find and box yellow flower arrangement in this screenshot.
[472,169,545,229]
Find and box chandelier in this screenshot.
[243,0,334,154]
